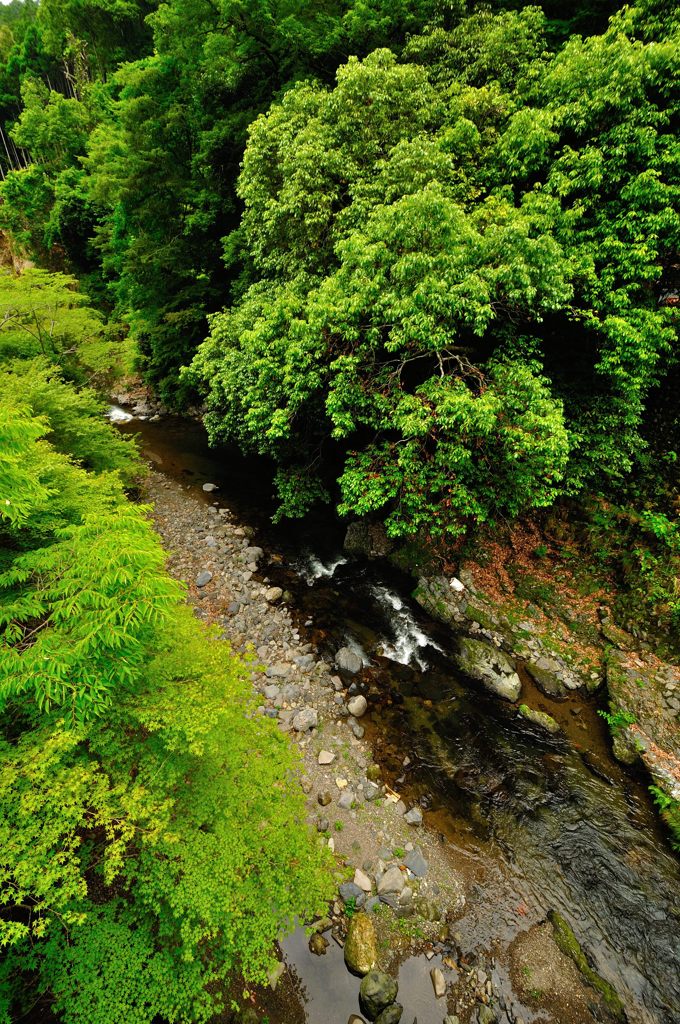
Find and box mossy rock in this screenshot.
[548,911,625,1020]
[344,912,378,976]
[518,704,561,734]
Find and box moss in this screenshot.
[548,911,625,1020]
[466,604,499,631]
[518,704,561,734]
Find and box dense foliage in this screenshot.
[0,1,678,1018]
[0,270,332,1022]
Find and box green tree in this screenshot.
[0,284,332,1020]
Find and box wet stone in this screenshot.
[430,966,446,998]
[374,1006,403,1024]
[359,971,398,1021]
[195,570,213,587]
[404,807,423,826]
[344,912,378,976]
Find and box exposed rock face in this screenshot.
[359,971,398,1020]
[606,648,680,800]
[455,637,521,702]
[344,913,378,976]
[344,520,394,560]
[414,575,593,693]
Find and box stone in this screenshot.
[265,586,283,604]
[404,807,423,826]
[374,1006,403,1024]
[318,750,336,765]
[348,1017,366,1024]
[318,791,333,806]
[344,912,378,976]
[377,866,405,895]
[336,646,364,675]
[477,1007,496,1024]
[430,966,446,998]
[455,638,521,702]
[202,482,218,492]
[195,570,213,587]
[339,790,355,809]
[526,660,569,698]
[339,882,365,906]
[352,723,366,739]
[364,781,381,801]
[263,684,280,701]
[244,545,264,563]
[309,932,328,955]
[292,707,318,732]
[359,971,398,1020]
[354,868,373,892]
[348,694,368,717]
[518,704,560,734]
[403,847,428,877]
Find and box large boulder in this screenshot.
[344,912,378,976]
[336,646,364,675]
[359,971,398,1021]
[455,637,521,701]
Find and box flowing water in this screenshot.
[115,411,680,1024]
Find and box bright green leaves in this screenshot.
[0,612,332,1023]
[337,360,570,537]
[0,283,332,1020]
[191,46,575,534]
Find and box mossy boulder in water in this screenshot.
[359,970,398,1020]
[344,912,378,975]
[548,911,625,1021]
[519,704,560,734]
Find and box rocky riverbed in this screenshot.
[136,461,644,1024]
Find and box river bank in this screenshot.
[118,409,680,1024]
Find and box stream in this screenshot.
[115,409,680,1024]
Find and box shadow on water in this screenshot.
[118,412,680,1024]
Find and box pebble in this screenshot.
[318,750,336,765]
[404,807,423,826]
[195,570,213,587]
